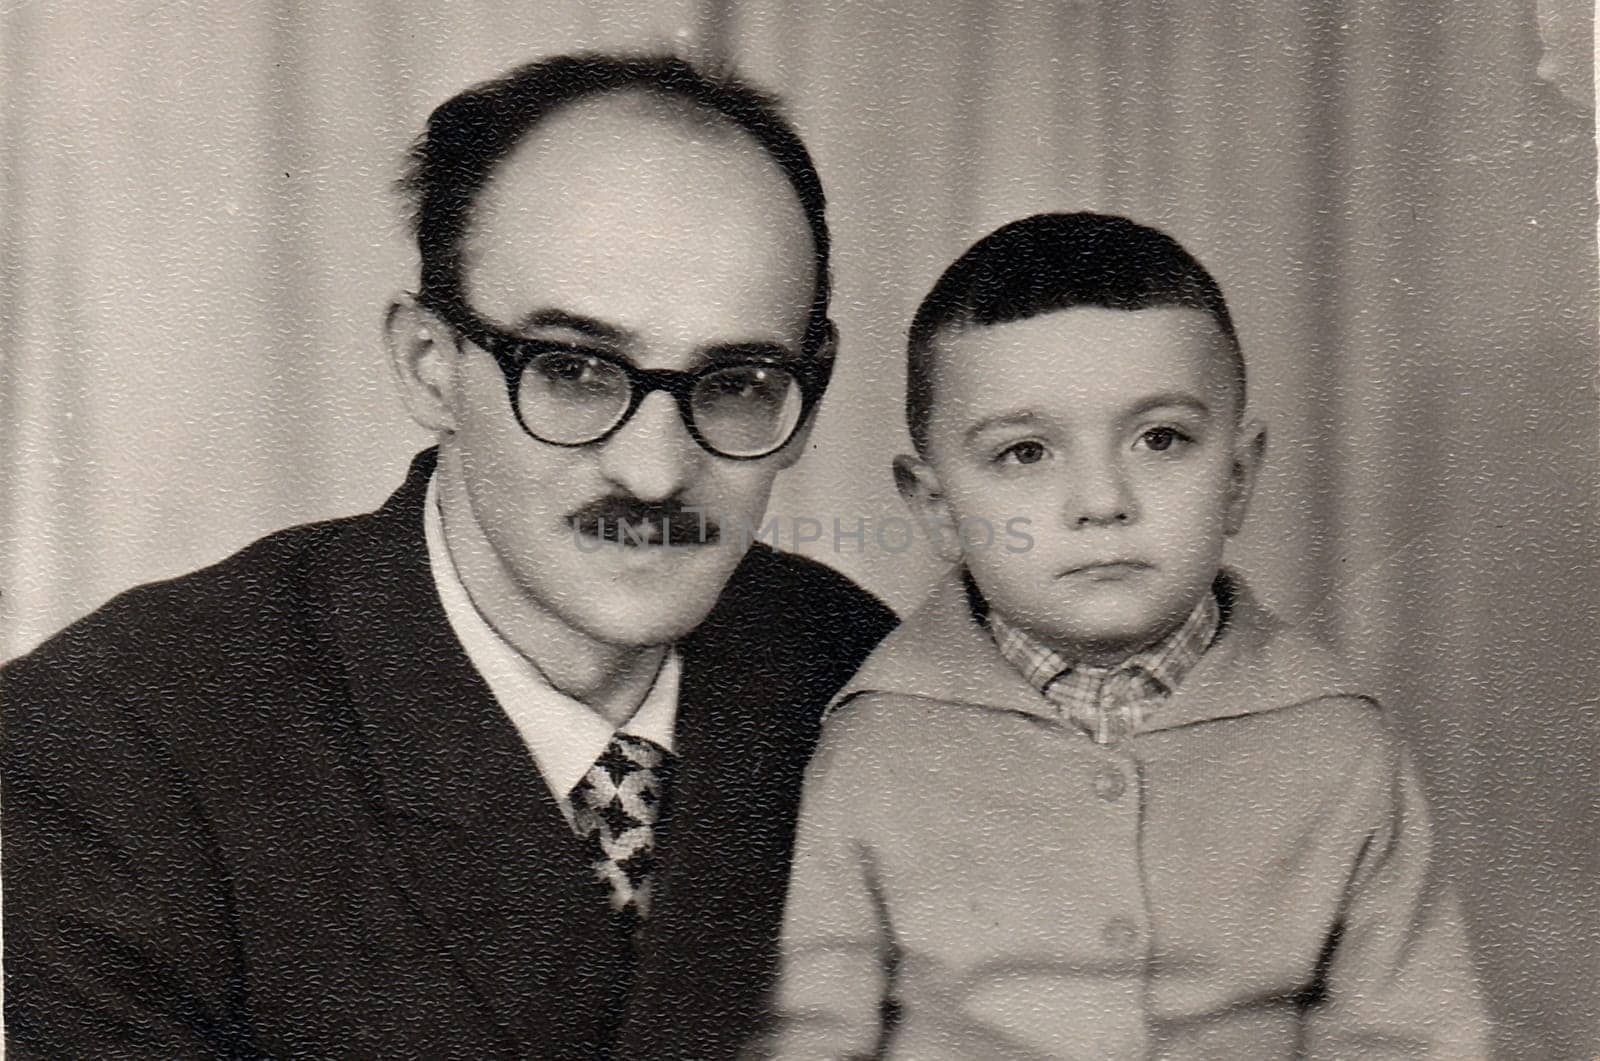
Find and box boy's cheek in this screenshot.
[944,509,1053,566]
[964,541,1056,613]
[945,476,1056,528]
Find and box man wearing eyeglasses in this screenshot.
[2,54,895,1059]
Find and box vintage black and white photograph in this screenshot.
[2,2,1596,1058]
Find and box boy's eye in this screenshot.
[996,440,1048,466]
[1135,426,1191,453]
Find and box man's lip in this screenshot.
[1058,560,1151,579]
[571,519,719,548]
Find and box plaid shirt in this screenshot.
[989,593,1220,746]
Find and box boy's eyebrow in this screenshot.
[962,393,1211,442]
[964,411,1047,443]
[1128,393,1213,418]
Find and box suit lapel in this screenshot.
[616,557,814,1056]
[319,451,630,1049]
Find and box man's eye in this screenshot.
[540,353,602,383]
[996,441,1048,465]
[1135,426,1191,452]
[534,352,621,394]
[708,370,778,401]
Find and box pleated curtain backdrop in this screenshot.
[2,2,1596,1057]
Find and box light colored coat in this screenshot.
[764,571,1488,1060]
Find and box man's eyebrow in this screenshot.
[512,308,635,345]
[701,340,802,363]
[505,311,798,364]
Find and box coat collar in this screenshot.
[839,566,1369,734]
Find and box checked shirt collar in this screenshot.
[988,591,1220,746]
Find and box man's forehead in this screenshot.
[460,89,808,265]
[480,89,778,207]
[457,87,816,354]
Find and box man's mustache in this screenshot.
[567,496,721,546]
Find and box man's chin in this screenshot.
[572,593,724,648]
[561,545,744,644]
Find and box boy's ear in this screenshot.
[383,294,460,434]
[892,453,963,564]
[1225,419,1267,536]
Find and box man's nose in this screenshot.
[1065,455,1137,528]
[595,390,706,502]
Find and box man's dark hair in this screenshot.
[905,212,1244,452]
[400,52,833,355]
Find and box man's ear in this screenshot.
[772,319,838,470]
[1225,419,1267,536]
[892,453,962,564]
[382,295,459,434]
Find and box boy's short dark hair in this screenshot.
[400,51,833,357]
[906,212,1244,452]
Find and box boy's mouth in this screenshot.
[1059,560,1151,581]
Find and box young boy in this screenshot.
[763,213,1487,1059]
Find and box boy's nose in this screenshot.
[1066,459,1138,528]
[595,390,706,502]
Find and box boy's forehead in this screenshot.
[930,305,1241,419]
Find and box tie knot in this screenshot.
[600,732,673,776]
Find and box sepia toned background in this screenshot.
[3,1,1596,1056]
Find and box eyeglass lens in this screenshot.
[516,349,805,457]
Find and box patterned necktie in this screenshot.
[569,732,675,920]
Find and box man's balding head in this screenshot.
[400,52,833,358]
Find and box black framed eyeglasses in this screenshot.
[423,297,832,460]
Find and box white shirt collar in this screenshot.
[422,475,679,808]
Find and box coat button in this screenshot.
[1102,917,1140,951]
[1094,766,1126,801]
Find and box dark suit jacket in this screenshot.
[2,450,896,1059]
